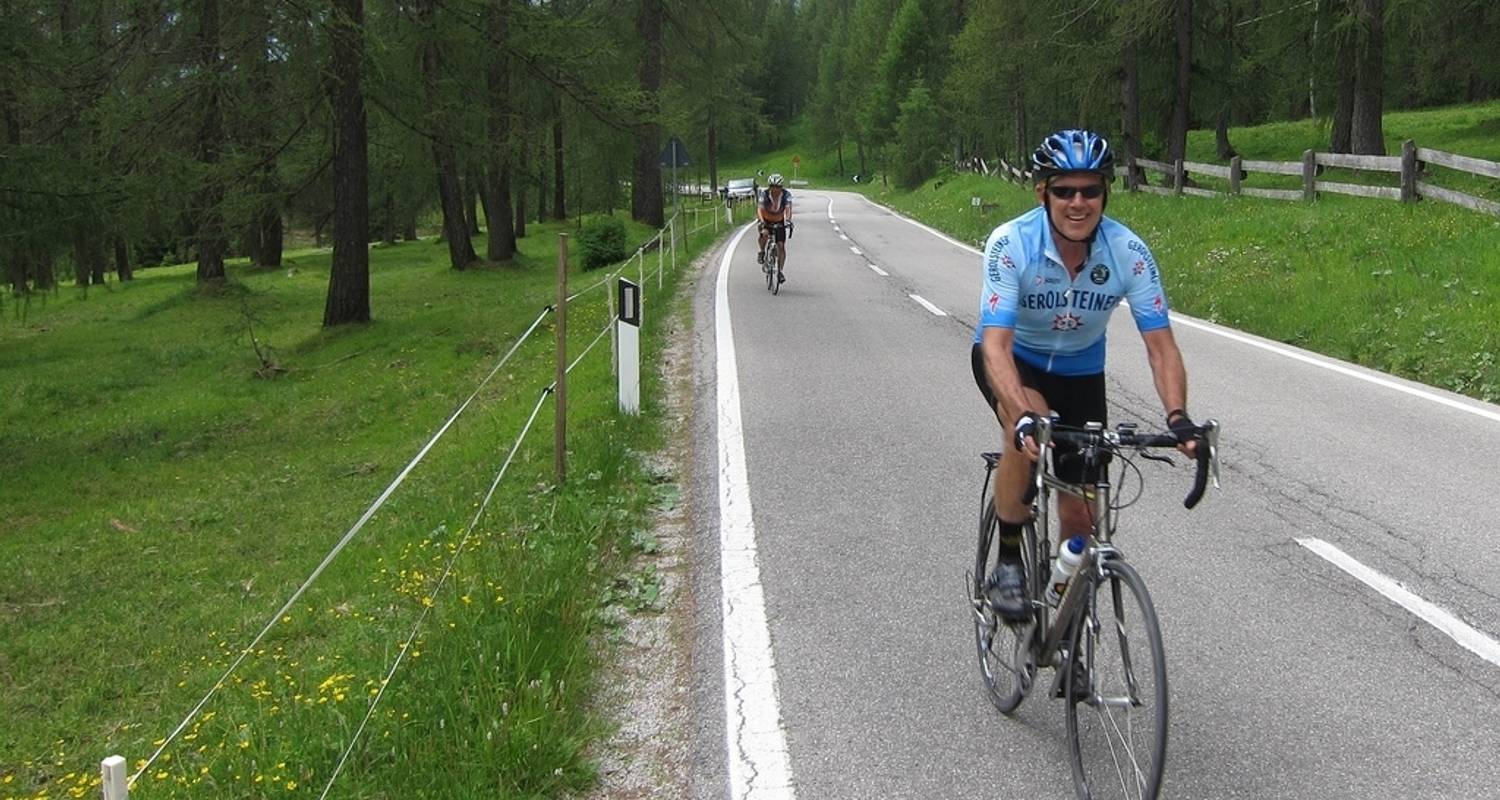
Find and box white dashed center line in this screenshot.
[910,294,946,316]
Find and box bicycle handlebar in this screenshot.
[1035,418,1221,510]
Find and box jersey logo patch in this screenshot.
[1152,294,1165,313]
[1052,312,1083,331]
[1133,259,1146,276]
[987,292,1001,313]
[1090,264,1110,285]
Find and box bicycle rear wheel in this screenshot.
[1065,559,1168,800]
[972,500,1036,714]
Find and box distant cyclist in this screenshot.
[756,173,794,283]
[972,129,1199,621]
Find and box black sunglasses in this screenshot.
[1047,184,1105,200]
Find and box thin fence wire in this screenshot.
[563,220,674,304]
[565,315,616,376]
[127,306,555,787]
[120,208,709,793]
[317,387,554,799]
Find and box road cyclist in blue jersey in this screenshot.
[756,173,794,283]
[972,129,1200,622]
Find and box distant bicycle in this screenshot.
[971,415,1220,800]
[759,221,790,294]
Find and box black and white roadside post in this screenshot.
[617,278,642,415]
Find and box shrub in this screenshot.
[577,216,627,270]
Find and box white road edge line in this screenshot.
[867,263,889,277]
[862,193,1500,424]
[849,246,862,255]
[910,294,947,316]
[715,223,798,800]
[1296,537,1500,668]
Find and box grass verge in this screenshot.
[0,200,749,799]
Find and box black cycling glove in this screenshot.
[1167,410,1197,444]
[1013,411,1041,452]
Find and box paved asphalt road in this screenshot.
[686,190,1500,799]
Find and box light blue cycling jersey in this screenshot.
[973,206,1171,376]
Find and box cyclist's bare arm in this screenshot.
[1139,327,1193,457]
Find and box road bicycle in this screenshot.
[759,221,789,294]
[970,416,1220,800]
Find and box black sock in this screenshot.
[995,518,1025,564]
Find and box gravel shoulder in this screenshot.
[580,238,715,800]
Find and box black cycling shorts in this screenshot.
[760,221,789,242]
[970,342,1109,484]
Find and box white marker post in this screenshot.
[101,755,128,800]
[617,278,641,415]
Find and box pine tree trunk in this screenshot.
[194,0,226,285]
[1167,0,1193,164]
[1330,0,1356,153]
[383,193,397,245]
[631,0,664,227]
[1119,36,1147,187]
[34,248,55,291]
[514,179,527,238]
[259,207,283,267]
[7,251,26,295]
[1010,65,1027,168]
[553,117,565,220]
[323,0,371,327]
[483,0,515,262]
[1350,0,1385,155]
[1215,110,1237,160]
[113,234,132,281]
[467,172,484,234]
[536,138,549,223]
[708,120,719,190]
[418,0,477,270]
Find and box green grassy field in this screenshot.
[0,202,745,799]
[721,108,1500,403]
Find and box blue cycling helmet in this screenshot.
[1032,129,1115,182]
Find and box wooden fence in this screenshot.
[966,141,1500,217]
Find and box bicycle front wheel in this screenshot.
[972,502,1036,714]
[1065,559,1168,800]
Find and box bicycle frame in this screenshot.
[1026,422,1130,676]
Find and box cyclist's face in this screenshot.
[1038,174,1105,241]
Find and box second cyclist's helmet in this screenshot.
[767,173,785,187]
[1032,129,1115,182]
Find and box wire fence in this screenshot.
[103,201,743,799]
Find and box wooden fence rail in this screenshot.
[1123,139,1498,215]
[967,140,1498,217]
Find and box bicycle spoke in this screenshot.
[1066,561,1167,800]
[973,504,1036,714]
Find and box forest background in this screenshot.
[4,0,1497,325]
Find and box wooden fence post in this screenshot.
[1302,149,1318,202]
[1401,139,1418,203]
[1229,156,1243,195]
[555,234,567,486]
[1125,155,1138,192]
[1174,159,1185,194]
